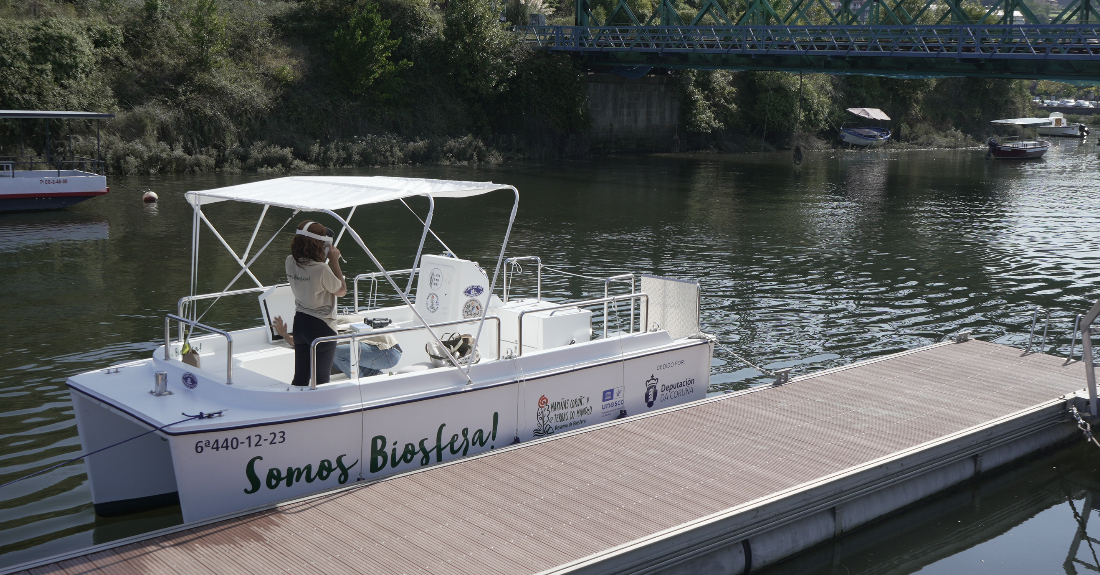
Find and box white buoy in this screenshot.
[142,191,158,203]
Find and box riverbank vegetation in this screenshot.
[0,0,1042,173]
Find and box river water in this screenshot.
[2,143,1100,571]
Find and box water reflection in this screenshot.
[0,215,108,252]
[759,442,1100,575]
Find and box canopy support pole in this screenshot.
[466,186,519,378]
[405,200,435,296]
[198,211,265,288]
[334,206,355,248]
[242,205,269,261]
[323,202,474,385]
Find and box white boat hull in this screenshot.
[1036,124,1087,137]
[0,169,108,211]
[69,334,711,523]
[839,127,890,148]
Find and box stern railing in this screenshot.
[516,293,649,357]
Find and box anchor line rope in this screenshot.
[1068,405,1100,451]
[0,411,224,490]
[689,333,778,378]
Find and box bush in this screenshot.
[331,3,410,97]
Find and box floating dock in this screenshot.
[4,339,1091,575]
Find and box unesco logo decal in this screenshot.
[182,372,198,389]
[644,375,658,408]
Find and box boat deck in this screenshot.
[5,339,1089,575]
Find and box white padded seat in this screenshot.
[395,362,434,374]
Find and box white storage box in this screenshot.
[498,299,592,354]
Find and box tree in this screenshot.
[331,3,411,97]
[444,0,516,103]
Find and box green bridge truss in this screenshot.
[513,0,1100,78]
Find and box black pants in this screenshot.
[292,312,337,387]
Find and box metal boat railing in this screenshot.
[1078,297,1100,416]
[0,155,107,176]
[504,257,636,338]
[164,314,234,385]
[309,317,502,389]
[353,269,417,312]
[516,293,649,357]
[503,257,542,302]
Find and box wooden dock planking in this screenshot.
[5,340,1089,575]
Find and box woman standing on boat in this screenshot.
[286,221,346,386]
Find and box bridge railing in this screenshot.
[516,25,1100,59]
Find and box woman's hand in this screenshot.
[273,316,295,346]
[327,247,348,297]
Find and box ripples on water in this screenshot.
[2,142,1100,569]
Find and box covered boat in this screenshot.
[0,110,113,212]
[988,117,1051,159]
[1036,112,1089,138]
[66,176,715,523]
[839,108,891,147]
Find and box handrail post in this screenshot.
[1084,328,1098,417]
[164,314,234,385]
[311,339,318,390]
[1080,296,1100,416]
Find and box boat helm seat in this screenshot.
[258,285,294,343]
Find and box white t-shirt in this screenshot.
[285,256,342,332]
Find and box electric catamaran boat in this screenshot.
[67,177,713,523]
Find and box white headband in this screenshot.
[295,222,332,243]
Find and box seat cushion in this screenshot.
[395,362,434,374]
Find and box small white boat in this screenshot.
[839,108,891,147]
[0,110,114,212]
[1035,112,1089,138]
[67,176,715,522]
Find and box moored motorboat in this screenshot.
[0,110,114,212]
[66,176,715,523]
[1036,112,1088,138]
[839,108,892,147]
[988,117,1051,159]
[986,137,1050,159]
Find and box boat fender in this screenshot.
[142,190,158,203]
[742,539,753,574]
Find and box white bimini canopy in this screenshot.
[185,176,505,211]
[991,117,1052,127]
[847,108,891,121]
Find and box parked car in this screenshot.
[1076,100,1090,107]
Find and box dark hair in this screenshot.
[291,221,327,264]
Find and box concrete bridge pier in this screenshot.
[585,73,681,153]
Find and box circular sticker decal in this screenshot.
[463,285,484,298]
[426,292,440,313]
[462,298,483,319]
[429,268,442,290]
[182,372,198,389]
